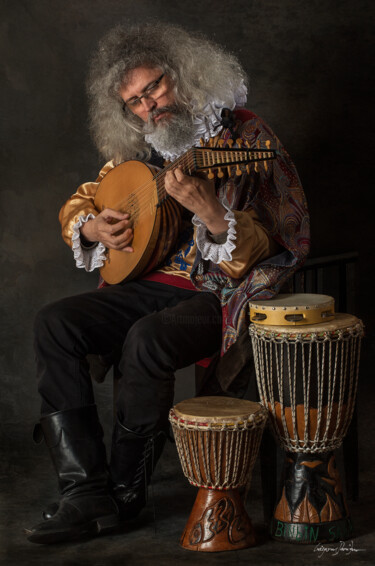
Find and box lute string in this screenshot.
[110,150,195,212]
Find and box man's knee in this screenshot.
[34,301,62,336]
[120,312,183,376]
[123,313,167,356]
[34,297,80,347]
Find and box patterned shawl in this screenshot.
[190,109,310,354]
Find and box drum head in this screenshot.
[172,396,264,425]
[249,293,335,326]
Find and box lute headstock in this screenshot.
[187,139,276,179]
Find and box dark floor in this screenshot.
[1,367,375,566]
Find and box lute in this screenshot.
[94,142,276,284]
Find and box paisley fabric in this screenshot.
[190,109,310,354]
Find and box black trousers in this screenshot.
[34,280,222,434]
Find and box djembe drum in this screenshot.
[248,294,364,544]
[169,396,268,552]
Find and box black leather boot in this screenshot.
[109,420,167,521]
[25,405,119,544]
[40,419,167,523]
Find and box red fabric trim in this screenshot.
[141,271,196,290]
[195,357,213,368]
[234,108,257,122]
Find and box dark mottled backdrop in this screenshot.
[1,0,374,497]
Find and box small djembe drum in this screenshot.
[169,396,268,552]
[248,294,364,544]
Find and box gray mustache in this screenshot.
[149,105,179,120]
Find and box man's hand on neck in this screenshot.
[164,167,229,235]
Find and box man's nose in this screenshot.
[140,96,156,112]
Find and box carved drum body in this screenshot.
[249,294,364,544]
[169,396,267,552]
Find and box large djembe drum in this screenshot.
[248,294,364,544]
[169,396,268,552]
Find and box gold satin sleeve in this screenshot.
[58,160,115,247]
[218,207,279,279]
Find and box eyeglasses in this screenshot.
[122,73,166,111]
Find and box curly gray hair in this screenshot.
[87,22,248,163]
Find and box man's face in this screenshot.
[120,65,196,157]
[119,66,176,124]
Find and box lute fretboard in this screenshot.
[155,146,276,203]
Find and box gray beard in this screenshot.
[143,106,196,158]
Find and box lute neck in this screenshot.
[155,149,197,201]
[154,146,276,202]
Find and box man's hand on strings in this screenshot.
[165,167,229,235]
[80,208,134,252]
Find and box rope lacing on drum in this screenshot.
[249,320,364,454]
[169,409,267,490]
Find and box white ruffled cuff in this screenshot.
[71,214,107,272]
[192,202,237,263]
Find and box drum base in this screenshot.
[180,487,256,552]
[271,517,353,544]
[272,451,352,544]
